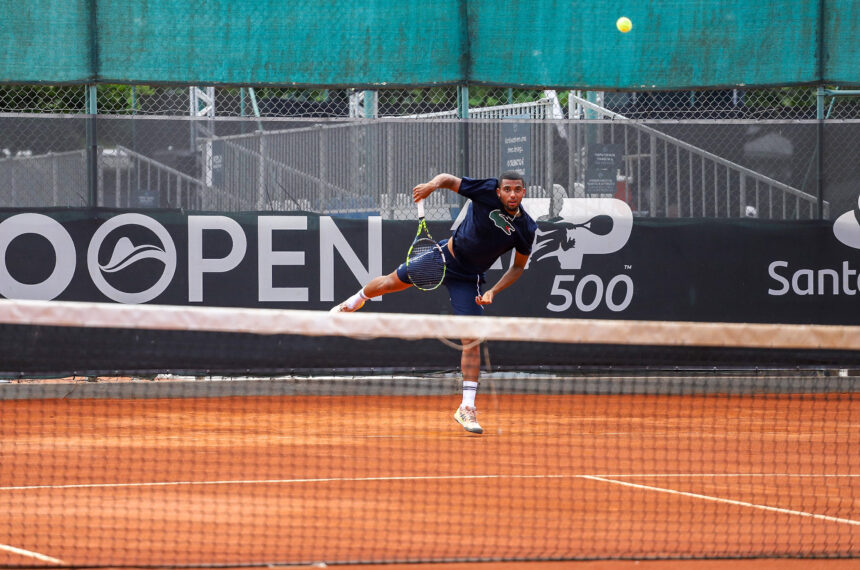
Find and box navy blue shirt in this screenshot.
[450,177,538,275]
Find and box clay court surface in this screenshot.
[1,390,858,568]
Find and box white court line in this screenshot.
[581,475,860,527]
[3,473,857,553]
[2,472,858,492]
[596,473,860,478]
[0,474,568,491]
[0,543,64,565]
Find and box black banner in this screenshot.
[0,202,859,325]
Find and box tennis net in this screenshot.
[1,299,860,376]
[0,299,858,567]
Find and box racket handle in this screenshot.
[416,199,425,219]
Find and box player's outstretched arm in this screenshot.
[475,251,530,306]
[412,173,462,202]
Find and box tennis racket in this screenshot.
[406,199,446,291]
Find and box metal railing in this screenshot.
[0,149,88,207]
[0,145,209,209]
[201,99,564,219]
[403,97,557,119]
[568,94,826,219]
[107,146,206,209]
[202,123,380,214]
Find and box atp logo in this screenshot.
[489,210,515,235]
[530,198,633,270]
[522,197,635,314]
[833,195,860,249]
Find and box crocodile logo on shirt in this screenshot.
[489,210,515,235]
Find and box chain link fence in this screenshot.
[0,85,857,220]
[2,85,858,119]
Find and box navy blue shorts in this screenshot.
[396,239,484,316]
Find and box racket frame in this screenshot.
[406,199,446,291]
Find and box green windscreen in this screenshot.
[97,0,465,86]
[0,0,857,87]
[0,0,92,83]
[825,0,860,84]
[468,0,820,88]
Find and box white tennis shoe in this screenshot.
[454,405,483,434]
[329,297,365,313]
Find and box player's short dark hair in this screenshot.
[498,171,526,186]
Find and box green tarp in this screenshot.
[0,0,857,87]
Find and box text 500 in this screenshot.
[546,274,633,313]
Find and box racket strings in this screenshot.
[407,238,446,291]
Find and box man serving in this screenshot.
[331,171,538,434]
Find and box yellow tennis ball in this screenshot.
[616,16,632,33]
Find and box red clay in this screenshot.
[1,393,858,567]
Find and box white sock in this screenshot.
[345,288,369,309]
[461,381,478,408]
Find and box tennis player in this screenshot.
[331,171,538,435]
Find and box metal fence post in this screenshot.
[816,86,825,219]
[386,122,395,218]
[363,91,376,118]
[649,133,658,216]
[257,131,266,210]
[458,85,470,177]
[85,84,99,207]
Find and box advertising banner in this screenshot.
[1,197,859,325]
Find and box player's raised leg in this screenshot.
[329,269,412,313]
